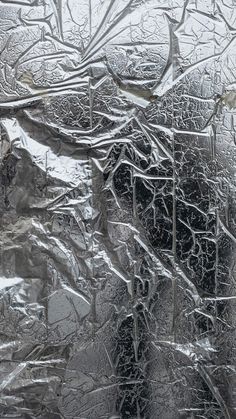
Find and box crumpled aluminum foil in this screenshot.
[0,0,236,418]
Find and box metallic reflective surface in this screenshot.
[0,0,236,418]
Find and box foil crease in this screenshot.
[0,0,236,418]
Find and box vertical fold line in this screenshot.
[171,0,177,344]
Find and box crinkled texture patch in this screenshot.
[0,0,236,418]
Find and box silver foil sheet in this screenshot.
[0,0,236,418]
